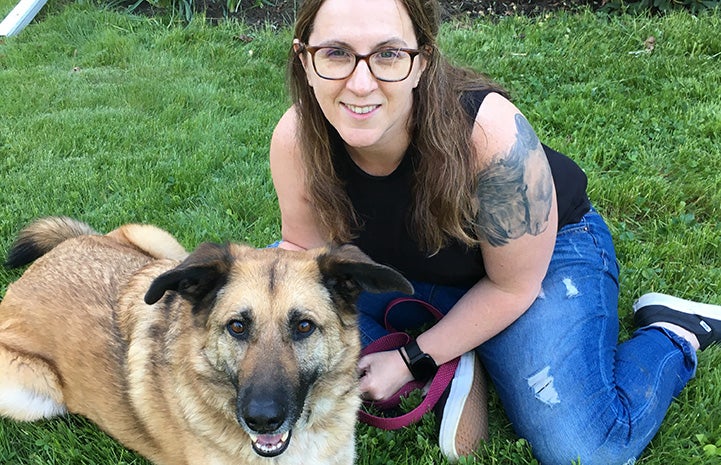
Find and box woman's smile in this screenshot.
[343,103,381,117]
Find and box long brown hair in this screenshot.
[287,0,508,253]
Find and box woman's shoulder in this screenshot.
[270,106,301,162]
[470,92,531,165]
[270,106,302,176]
[272,106,299,140]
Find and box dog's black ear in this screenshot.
[145,242,233,306]
[317,244,413,301]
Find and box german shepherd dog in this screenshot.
[0,217,412,465]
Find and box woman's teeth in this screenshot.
[346,104,376,114]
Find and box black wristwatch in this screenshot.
[401,340,438,381]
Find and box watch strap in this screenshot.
[404,340,423,361]
[398,348,412,371]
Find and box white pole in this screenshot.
[0,0,49,37]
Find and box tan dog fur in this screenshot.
[0,217,412,465]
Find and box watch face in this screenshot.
[404,341,438,381]
[411,354,437,381]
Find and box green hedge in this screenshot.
[602,0,720,14]
[110,0,721,25]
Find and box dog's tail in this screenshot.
[5,216,98,268]
[105,223,188,262]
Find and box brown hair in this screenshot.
[287,0,508,252]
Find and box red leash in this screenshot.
[358,298,459,430]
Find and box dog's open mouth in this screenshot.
[249,430,292,457]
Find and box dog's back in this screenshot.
[0,217,187,437]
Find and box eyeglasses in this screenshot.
[297,42,425,82]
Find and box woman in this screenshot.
[269,0,721,463]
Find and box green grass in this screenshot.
[1,2,721,464]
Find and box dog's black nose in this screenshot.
[242,398,287,433]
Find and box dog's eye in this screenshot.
[297,320,314,333]
[294,320,316,339]
[227,320,247,338]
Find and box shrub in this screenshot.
[602,0,720,14]
[111,0,721,25]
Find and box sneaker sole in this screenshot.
[633,293,721,320]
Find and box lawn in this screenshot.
[1,1,720,464]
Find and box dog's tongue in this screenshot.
[257,434,284,448]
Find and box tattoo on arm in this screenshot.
[475,114,554,247]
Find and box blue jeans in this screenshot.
[356,209,697,465]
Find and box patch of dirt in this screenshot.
[206,0,607,27]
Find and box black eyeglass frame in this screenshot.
[297,42,428,83]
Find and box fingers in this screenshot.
[357,353,371,373]
[357,350,413,402]
[358,353,382,401]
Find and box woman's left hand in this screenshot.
[357,350,415,401]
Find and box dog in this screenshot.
[0,217,412,465]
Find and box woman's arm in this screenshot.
[359,93,558,400]
[269,107,328,251]
[416,92,558,364]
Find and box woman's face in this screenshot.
[299,0,426,156]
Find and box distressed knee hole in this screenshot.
[527,366,560,405]
[562,278,579,298]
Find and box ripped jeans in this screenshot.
[356,208,697,465]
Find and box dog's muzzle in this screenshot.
[239,395,294,457]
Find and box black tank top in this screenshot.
[333,89,590,287]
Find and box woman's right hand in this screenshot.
[357,349,415,401]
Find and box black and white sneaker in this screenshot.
[633,292,721,350]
